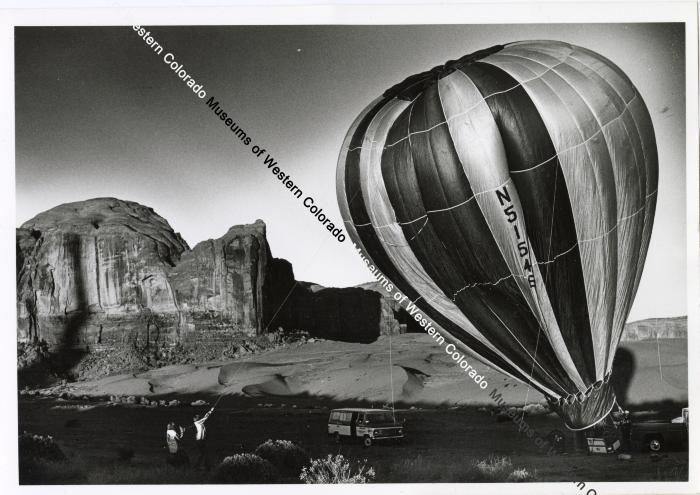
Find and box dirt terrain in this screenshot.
[17,334,688,483]
[38,334,688,407]
[18,396,688,483]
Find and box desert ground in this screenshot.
[18,334,688,483]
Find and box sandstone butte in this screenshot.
[16,197,420,353]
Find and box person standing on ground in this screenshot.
[166,421,188,467]
[193,407,215,470]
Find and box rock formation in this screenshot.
[17,198,188,349]
[16,198,405,352]
[621,316,687,341]
[169,220,273,341]
[356,281,422,335]
[280,283,383,343]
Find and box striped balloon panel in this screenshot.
[337,95,539,394]
[336,40,657,428]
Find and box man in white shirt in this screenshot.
[193,407,214,470]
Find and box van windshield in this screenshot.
[365,412,396,425]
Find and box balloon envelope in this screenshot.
[337,40,658,430]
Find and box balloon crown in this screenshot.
[383,43,505,101]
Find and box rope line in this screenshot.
[213,392,226,408]
[262,235,331,333]
[656,336,664,384]
[179,392,225,432]
[388,330,396,422]
[484,303,570,395]
[521,151,559,419]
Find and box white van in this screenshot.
[328,408,404,447]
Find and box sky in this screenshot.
[15,23,686,321]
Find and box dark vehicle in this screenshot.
[328,408,403,447]
[630,407,688,452]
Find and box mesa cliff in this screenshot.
[16,198,400,352]
[620,316,687,341]
[17,199,187,349]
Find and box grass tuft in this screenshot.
[300,454,375,484]
[473,455,513,480]
[507,467,538,482]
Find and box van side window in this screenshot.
[330,412,339,422]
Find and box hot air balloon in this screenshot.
[337,40,658,430]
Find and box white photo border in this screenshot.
[1,2,697,494]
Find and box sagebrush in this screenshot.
[507,467,537,481]
[210,453,278,483]
[300,454,375,484]
[473,455,536,482]
[18,432,71,484]
[473,455,513,480]
[254,439,309,475]
[18,432,66,463]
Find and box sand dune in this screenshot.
[64,334,687,407]
[218,362,286,385]
[135,364,198,378]
[398,366,429,397]
[82,375,153,396]
[348,353,373,368]
[241,374,300,397]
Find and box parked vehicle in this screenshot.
[328,408,403,447]
[630,407,688,452]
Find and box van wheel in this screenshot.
[363,436,373,448]
[647,436,663,452]
[333,433,341,444]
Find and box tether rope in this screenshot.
[388,329,396,422]
[520,166,558,423]
[654,335,681,389]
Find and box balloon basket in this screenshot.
[584,414,623,455]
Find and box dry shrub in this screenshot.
[300,454,375,484]
[472,455,513,481]
[522,403,550,416]
[17,340,51,370]
[473,456,537,482]
[254,439,309,475]
[210,453,278,483]
[18,432,66,463]
[18,432,78,484]
[507,467,538,482]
